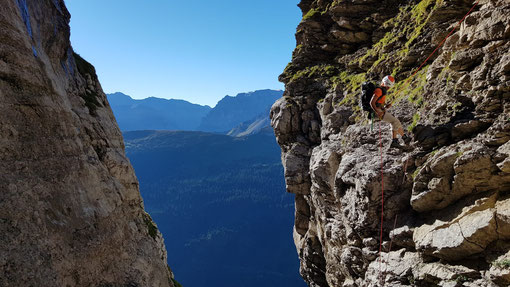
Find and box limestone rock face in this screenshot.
[0,1,173,286]
[271,0,510,286]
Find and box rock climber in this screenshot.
[370,75,411,149]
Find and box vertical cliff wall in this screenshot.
[0,1,173,286]
[271,0,510,286]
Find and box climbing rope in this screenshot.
[377,1,480,285]
[382,215,399,283]
[378,121,385,285]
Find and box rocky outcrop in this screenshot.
[0,1,173,286]
[271,0,510,286]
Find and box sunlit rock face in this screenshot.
[0,1,173,286]
[271,0,510,286]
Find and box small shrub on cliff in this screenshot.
[455,275,471,283]
[73,52,102,114]
[143,213,158,240]
[73,52,97,78]
[81,90,101,115]
[494,259,510,268]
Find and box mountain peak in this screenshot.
[198,89,282,133]
[107,93,212,131]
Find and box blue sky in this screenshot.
[66,0,301,107]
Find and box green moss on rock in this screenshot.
[354,0,444,75]
[286,64,338,84]
[408,112,421,132]
[303,8,320,21]
[331,72,366,107]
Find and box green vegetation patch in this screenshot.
[355,0,444,75]
[455,275,471,283]
[331,72,366,106]
[302,3,333,21]
[286,64,338,84]
[408,112,421,132]
[303,8,320,21]
[429,149,439,157]
[143,213,158,240]
[73,52,102,114]
[494,259,510,268]
[412,167,421,180]
[81,90,101,114]
[73,52,97,79]
[389,65,429,107]
[357,31,396,67]
[331,0,344,6]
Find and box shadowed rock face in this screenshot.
[0,1,173,286]
[271,0,510,286]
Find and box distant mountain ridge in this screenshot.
[107,90,282,134]
[197,89,283,133]
[227,108,273,137]
[107,92,211,131]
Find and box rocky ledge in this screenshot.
[271,0,510,286]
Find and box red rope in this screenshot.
[378,121,385,285]
[376,3,480,284]
[382,215,399,282]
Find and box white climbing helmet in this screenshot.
[381,75,395,88]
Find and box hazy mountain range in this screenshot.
[107,89,283,134]
[197,89,282,132]
[107,92,211,131]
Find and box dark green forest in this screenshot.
[124,130,305,287]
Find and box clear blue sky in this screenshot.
[65,0,301,107]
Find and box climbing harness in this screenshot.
[376,1,480,285]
